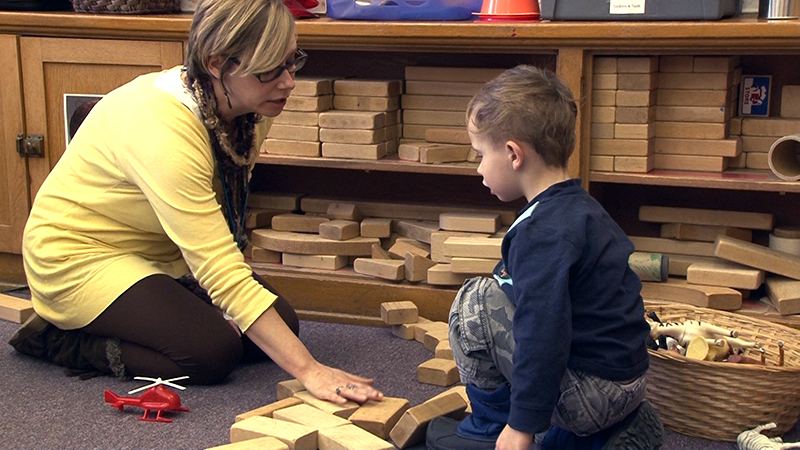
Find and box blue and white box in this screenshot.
[740,75,771,117]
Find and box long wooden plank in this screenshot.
[714,235,800,280]
[640,278,742,310]
[639,206,775,230]
[251,229,378,256]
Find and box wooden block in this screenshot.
[300,197,517,226]
[321,142,387,160]
[400,95,471,111]
[592,89,616,107]
[326,203,362,222]
[656,105,729,123]
[293,77,334,96]
[235,397,304,422]
[246,208,286,229]
[273,111,321,126]
[617,73,658,91]
[654,137,741,157]
[616,106,656,124]
[380,301,419,325]
[318,423,394,450]
[418,358,459,387]
[424,127,471,144]
[282,253,348,270]
[348,397,410,440]
[730,116,743,135]
[435,340,453,360]
[591,106,616,123]
[450,257,499,274]
[592,73,617,90]
[404,80,484,97]
[423,328,450,352]
[318,220,360,241]
[590,154,615,171]
[273,403,351,430]
[230,416,317,450]
[667,254,718,277]
[693,56,738,73]
[263,139,321,157]
[285,94,332,112]
[248,193,303,211]
[741,117,800,137]
[660,223,752,243]
[414,320,449,343]
[765,276,800,315]
[392,317,430,340]
[394,220,440,244]
[252,229,377,256]
[397,141,422,161]
[404,253,436,282]
[267,124,319,142]
[781,85,800,118]
[440,212,501,234]
[428,385,470,417]
[653,154,728,172]
[371,243,391,260]
[293,390,360,418]
[594,56,617,74]
[319,111,386,130]
[319,127,387,145]
[420,144,471,164]
[640,278,742,310]
[686,259,765,290]
[333,95,399,112]
[591,138,653,156]
[617,56,658,73]
[715,235,800,281]
[403,110,466,127]
[639,206,775,230]
[0,294,33,324]
[272,213,330,233]
[443,236,502,259]
[430,231,488,263]
[657,89,729,107]
[614,155,654,173]
[277,379,306,400]
[333,79,402,97]
[251,247,282,263]
[655,122,727,140]
[206,436,289,450]
[389,240,430,259]
[353,258,406,281]
[741,135,778,153]
[404,66,504,83]
[629,236,715,257]
[658,72,732,90]
[361,218,392,238]
[617,90,657,107]
[614,123,655,140]
[659,55,694,73]
[389,392,467,449]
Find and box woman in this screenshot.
[11,0,382,405]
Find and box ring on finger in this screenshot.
[335,386,343,395]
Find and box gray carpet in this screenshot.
[0,316,792,449]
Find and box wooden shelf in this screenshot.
[256,153,480,176]
[590,169,800,193]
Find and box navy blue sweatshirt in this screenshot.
[493,178,650,435]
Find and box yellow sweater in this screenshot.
[23,67,276,332]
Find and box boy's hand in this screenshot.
[495,425,533,450]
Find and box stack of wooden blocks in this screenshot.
[263,77,334,157]
[245,192,512,286]
[731,114,800,172]
[628,205,800,317]
[590,55,742,174]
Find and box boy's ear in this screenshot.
[507,140,525,170]
[206,55,226,80]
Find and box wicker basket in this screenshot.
[644,301,800,442]
[72,0,180,13]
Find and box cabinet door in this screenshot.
[0,35,28,253]
[20,37,184,201]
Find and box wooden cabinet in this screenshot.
[1,12,800,325]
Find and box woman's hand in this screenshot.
[297,362,384,404]
[495,425,533,450]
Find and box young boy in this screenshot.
[426,66,663,450]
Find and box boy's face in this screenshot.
[468,123,523,203]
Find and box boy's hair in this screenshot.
[185,0,296,80]
[467,65,578,168]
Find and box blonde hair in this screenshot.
[185,0,296,80]
[467,65,578,168]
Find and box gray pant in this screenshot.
[449,276,648,436]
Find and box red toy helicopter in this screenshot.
[104,376,190,423]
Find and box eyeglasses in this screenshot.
[231,48,308,83]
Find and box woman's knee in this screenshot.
[177,330,243,385]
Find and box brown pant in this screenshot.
[82,273,299,385]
